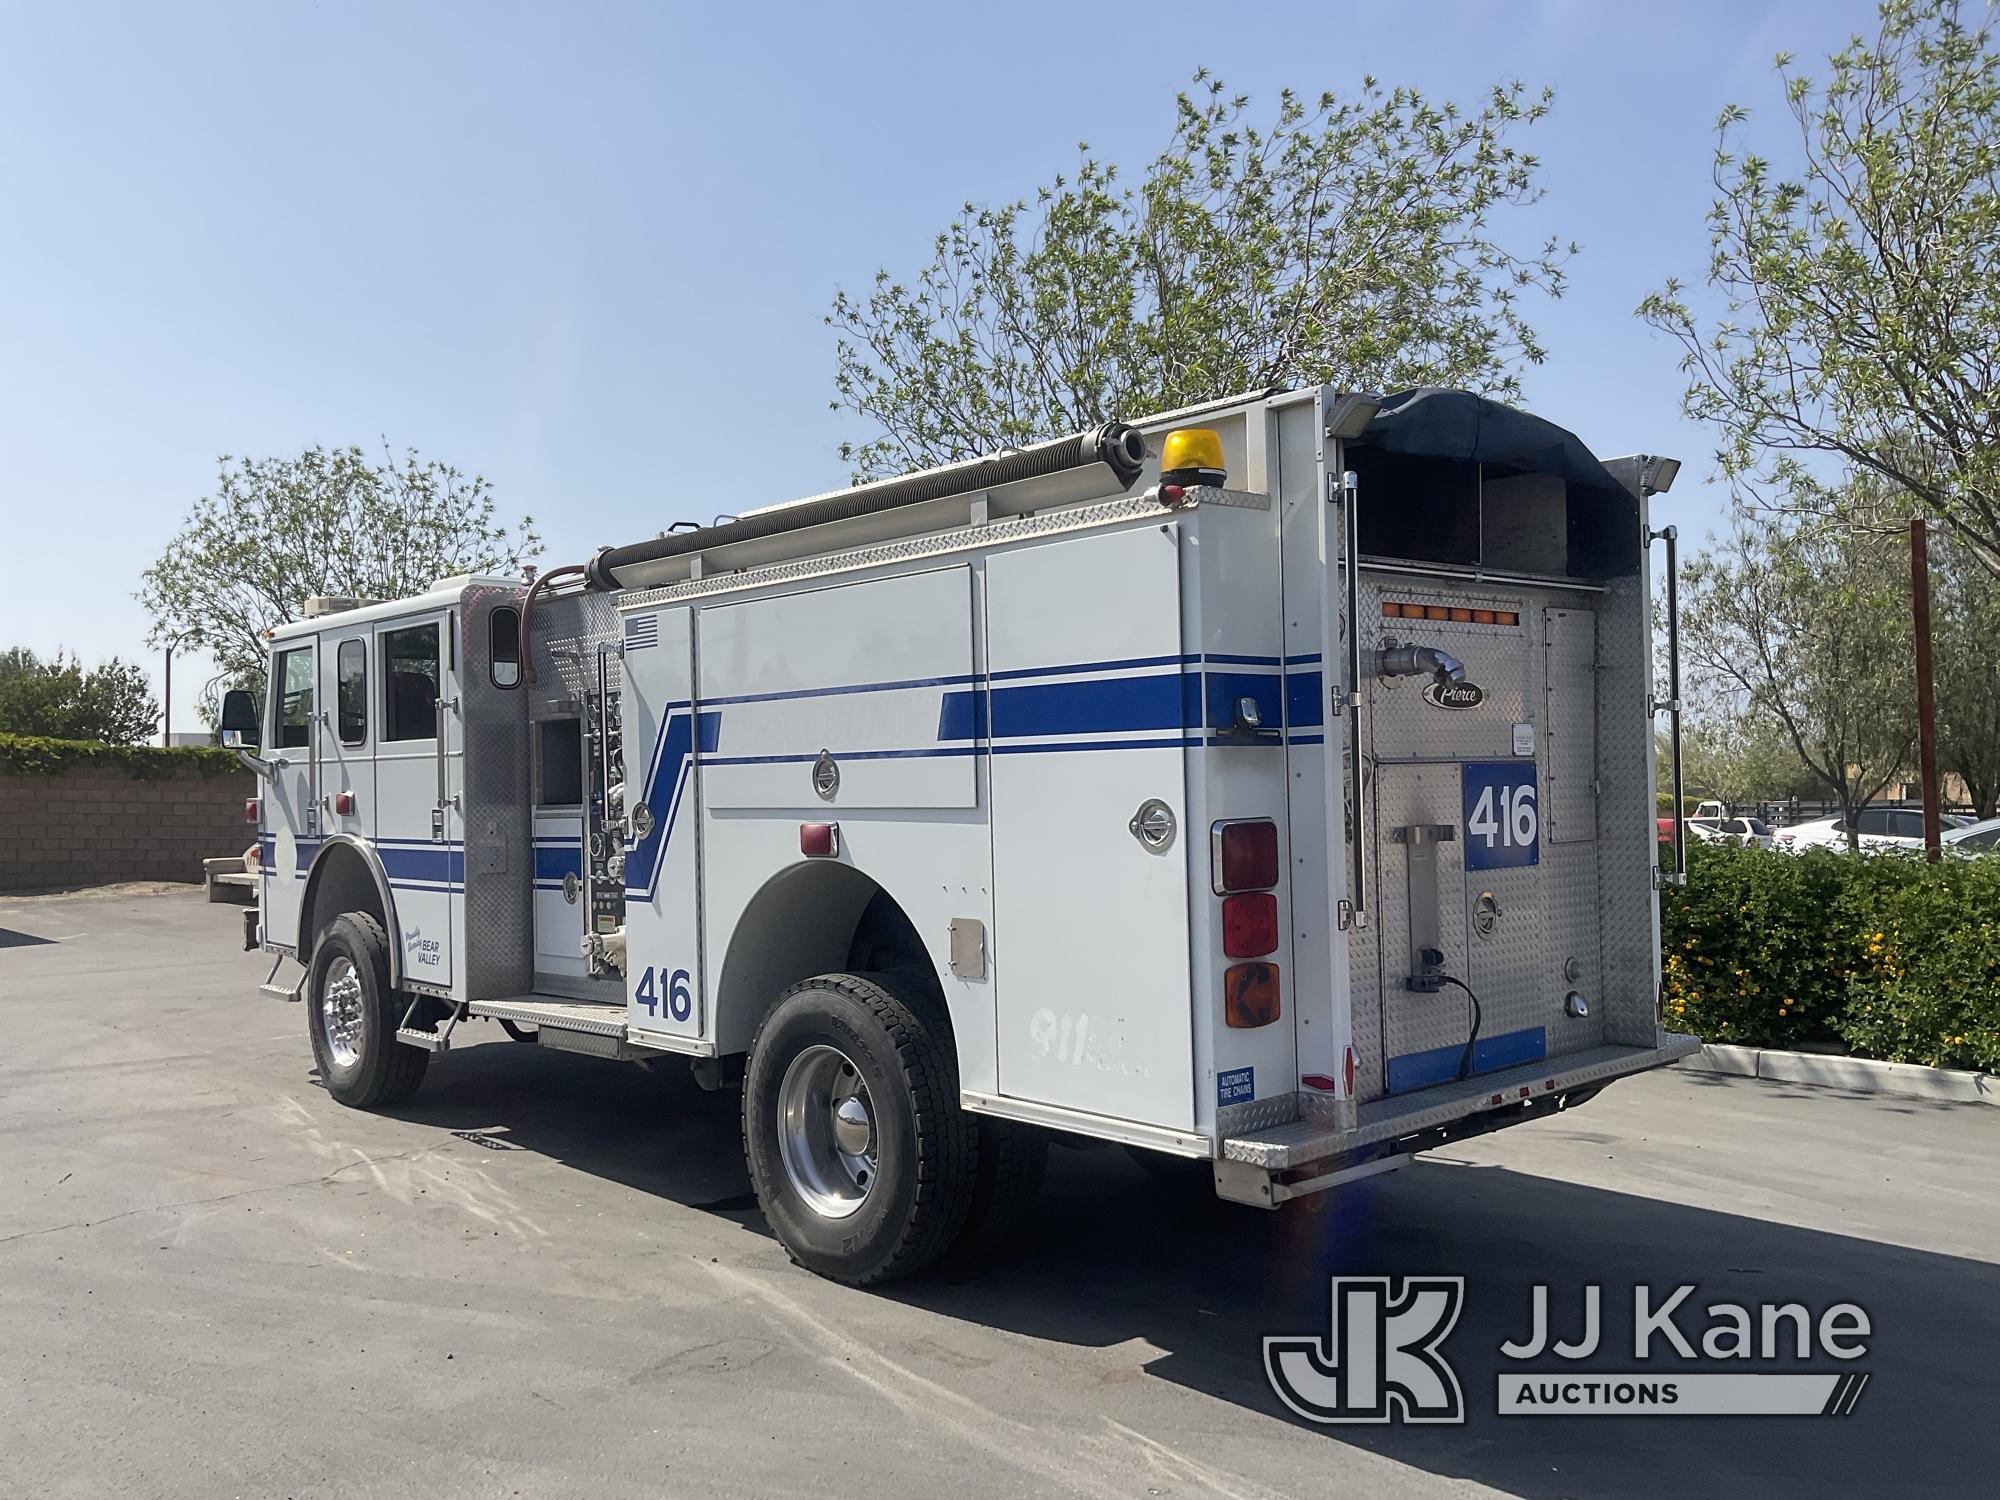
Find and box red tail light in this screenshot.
[1224,962,1281,1028]
[333,791,355,816]
[1212,818,1279,893]
[244,798,260,824]
[1222,891,1278,957]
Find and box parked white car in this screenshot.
[1776,807,1975,853]
[1688,815,1776,850]
[1944,815,2000,853]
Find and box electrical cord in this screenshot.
[1432,973,1483,1080]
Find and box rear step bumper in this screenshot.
[1223,1035,1700,1173]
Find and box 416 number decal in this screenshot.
[634,966,694,1024]
[1461,762,1540,871]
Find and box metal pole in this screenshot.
[1910,517,1941,862]
[162,641,173,748]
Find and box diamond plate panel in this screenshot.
[1594,571,1663,1045]
[1541,839,1605,1050]
[1462,854,1550,1044]
[1359,574,1538,765]
[620,493,1191,609]
[1543,606,1598,844]
[1221,1036,1701,1166]
[1375,764,1477,1069]
[459,583,534,998]
[531,591,623,704]
[1348,572,1631,1096]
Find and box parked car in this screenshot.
[1689,815,1776,850]
[1944,815,2000,853]
[1777,807,1976,853]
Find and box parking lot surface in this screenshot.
[3,887,1995,1499]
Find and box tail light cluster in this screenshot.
[1213,819,1282,1028]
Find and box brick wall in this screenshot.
[0,764,256,892]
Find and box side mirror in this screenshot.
[220,688,261,749]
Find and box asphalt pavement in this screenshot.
[2,886,1995,1499]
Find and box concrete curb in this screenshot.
[1678,1043,2000,1106]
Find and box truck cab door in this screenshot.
[262,639,318,952]
[319,632,377,844]
[374,613,458,989]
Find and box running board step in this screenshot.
[465,996,717,1058]
[259,981,301,1002]
[396,1028,451,1052]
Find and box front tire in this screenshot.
[742,972,975,1285]
[306,912,428,1109]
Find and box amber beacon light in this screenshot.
[1159,428,1227,489]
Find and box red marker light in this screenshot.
[1221,892,1278,957]
[1213,819,1279,893]
[333,791,355,816]
[799,822,839,858]
[244,798,260,824]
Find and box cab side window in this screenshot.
[381,624,440,742]
[273,647,314,749]
[337,639,367,745]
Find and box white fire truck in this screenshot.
[223,386,1696,1285]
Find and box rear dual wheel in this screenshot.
[743,972,1045,1285]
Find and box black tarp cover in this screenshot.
[1350,387,1639,575]
[1353,387,1627,495]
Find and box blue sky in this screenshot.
[0,0,1887,730]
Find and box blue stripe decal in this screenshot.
[987,653,1194,682]
[1287,668,1325,728]
[1204,670,1284,733]
[1386,1026,1547,1094]
[704,672,976,708]
[533,844,582,882]
[377,844,463,887]
[939,672,1192,742]
[626,708,720,899]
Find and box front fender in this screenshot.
[297,835,405,989]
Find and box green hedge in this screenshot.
[0,731,243,779]
[1663,842,2000,1072]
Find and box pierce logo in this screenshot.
[1265,1276,1465,1424]
[1424,680,1485,710]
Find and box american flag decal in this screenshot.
[624,614,659,651]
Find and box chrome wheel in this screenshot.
[320,955,366,1068]
[776,1044,878,1220]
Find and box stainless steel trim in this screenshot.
[960,1090,1213,1158]
[1222,1036,1701,1168]
[1356,557,1609,594]
[469,996,628,1036]
[1651,523,1687,886]
[1342,469,1369,924]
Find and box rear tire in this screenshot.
[306,912,428,1109]
[950,1118,1048,1261]
[742,972,974,1285]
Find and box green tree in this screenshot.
[1639,0,2000,575]
[0,648,159,744]
[139,443,539,708]
[1931,535,2000,815]
[830,71,1571,478]
[1680,511,1916,848]
[1671,712,1825,810]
